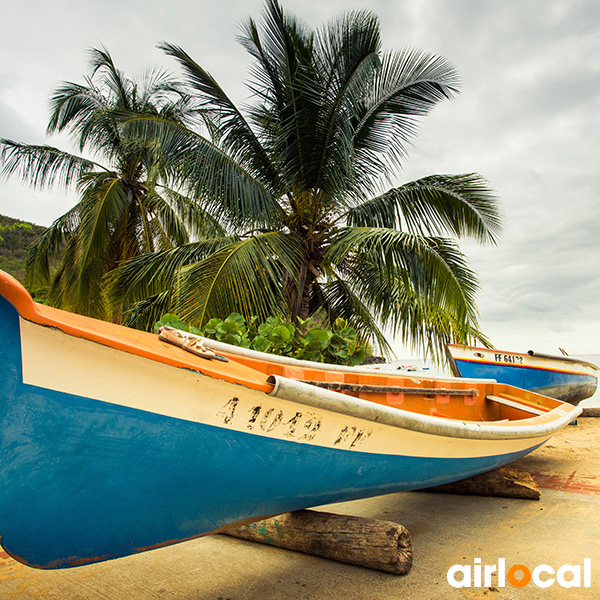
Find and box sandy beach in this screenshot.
[1,416,598,600]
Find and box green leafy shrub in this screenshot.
[155,313,366,366]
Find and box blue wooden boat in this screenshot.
[0,271,581,569]
[446,344,598,405]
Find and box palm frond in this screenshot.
[176,231,303,326]
[238,0,311,108]
[87,47,133,109]
[353,48,460,184]
[310,276,394,357]
[117,111,285,228]
[310,9,381,197]
[106,238,238,311]
[47,51,124,155]
[120,290,175,331]
[75,172,129,268]
[238,0,320,192]
[159,41,281,189]
[154,185,227,239]
[347,173,502,243]
[389,286,489,361]
[325,226,480,321]
[25,205,81,287]
[0,139,99,190]
[142,190,190,248]
[46,81,109,140]
[44,232,110,319]
[331,250,486,360]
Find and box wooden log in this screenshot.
[224,509,412,575]
[581,407,600,418]
[423,467,540,500]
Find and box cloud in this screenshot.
[0,0,598,354]
[0,76,40,142]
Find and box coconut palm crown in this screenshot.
[120,1,501,357]
[108,0,502,358]
[0,48,212,319]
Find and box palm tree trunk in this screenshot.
[290,262,316,323]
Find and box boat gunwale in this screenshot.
[449,355,598,379]
[0,271,272,393]
[268,376,582,441]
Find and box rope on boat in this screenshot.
[158,326,229,362]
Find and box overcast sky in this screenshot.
[0,0,598,356]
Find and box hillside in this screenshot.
[0,214,46,283]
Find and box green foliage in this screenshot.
[0,215,47,284]
[0,49,214,320]
[0,220,31,243]
[155,313,367,366]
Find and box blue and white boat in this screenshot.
[446,344,598,405]
[0,271,581,569]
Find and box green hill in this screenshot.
[0,214,46,283]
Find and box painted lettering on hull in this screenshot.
[493,353,524,365]
[217,398,372,449]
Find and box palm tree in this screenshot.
[0,48,213,319]
[110,0,502,358]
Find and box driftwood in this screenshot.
[224,509,412,575]
[581,407,600,418]
[423,467,540,500]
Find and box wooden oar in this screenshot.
[300,380,478,396]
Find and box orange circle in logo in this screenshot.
[507,564,532,588]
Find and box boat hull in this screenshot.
[446,345,598,405]
[0,272,581,569]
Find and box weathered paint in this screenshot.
[17,316,569,458]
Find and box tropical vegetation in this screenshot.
[0,49,210,319]
[108,0,501,358]
[0,215,38,283]
[0,0,502,360]
[155,312,368,365]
